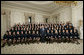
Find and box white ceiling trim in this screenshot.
[4,1,52,12]
[27,1,53,5]
[1,4,50,15]
[2,1,79,14]
[2,1,52,13]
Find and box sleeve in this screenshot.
[3,34,6,39]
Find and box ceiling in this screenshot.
[1,1,66,14]
[1,1,81,14]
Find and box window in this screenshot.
[28,17,32,23]
[46,18,48,23]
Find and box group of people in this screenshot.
[2,22,80,47]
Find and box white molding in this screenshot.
[1,5,50,15]
[1,2,51,14]
[27,1,53,5]
[51,6,72,15]
[1,1,62,14]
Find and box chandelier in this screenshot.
[54,1,77,6]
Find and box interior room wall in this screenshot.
[51,6,72,24]
[71,1,83,29]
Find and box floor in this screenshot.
[1,40,83,54]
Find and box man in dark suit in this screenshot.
[12,32,16,46]
[17,26,21,34]
[36,30,40,44]
[32,30,36,43]
[65,30,70,43]
[16,31,21,44]
[61,29,66,42]
[2,32,8,47]
[73,29,80,44]
[28,30,32,44]
[50,30,54,43]
[46,29,50,44]
[10,27,14,35]
[7,31,12,46]
[58,30,62,43]
[69,29,74,43]
[24,31,28,44]
[54,29,58,43]
[40,25,46,43]
[21,31,24,44]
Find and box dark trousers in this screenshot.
[41,36,45,42]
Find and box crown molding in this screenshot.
[1,3,50,15]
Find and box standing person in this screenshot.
[16,31,21,44]
[65,30,70,43]
[54,29,58,43]
[1,32,8,47]
[73,29,80,44]
[28,30,32,44]
[61,29,66,42]
[7,31,12,46]
[21,31,24,44]
[58,30,62,43]
[40,25,46,43]
[69,29,74,43]
[10,27,14,35]
[50,30,54,43]
[32,30,36,43]
[15,27,18,35]
[36,30,40,44]
[46,29,51,44]
[12,32,16,46]
[24,31,28,44]
[17,26,21,34]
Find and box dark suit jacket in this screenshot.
[40,28,46,37]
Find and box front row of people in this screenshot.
[45,29,80,44]
[2,28,80,47]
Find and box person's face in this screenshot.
[63,30,65,32]
[37,28,38,30]
[25,32,27,34]
[70,30,72,32]
[57,27,58,29]
[21,28,23,30]
[47,30,49,33]
[42,26,44,28]
[13,32,15,35]
[37,31,38,34]
[55,30,57,33]
[17,32,19,34]
[9,32,11,35]
[15,28,17,30]
[26,28,28,30]
[66,30,68,33]
[24,28,25,30]
[52,27,53,30]
[29,31,30,34]
[67,26,68,28]
[21,31,23,34]
[59,30,61,32]
[33,31,35,34]
[12,28,14,30]
[51,30,53,33]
